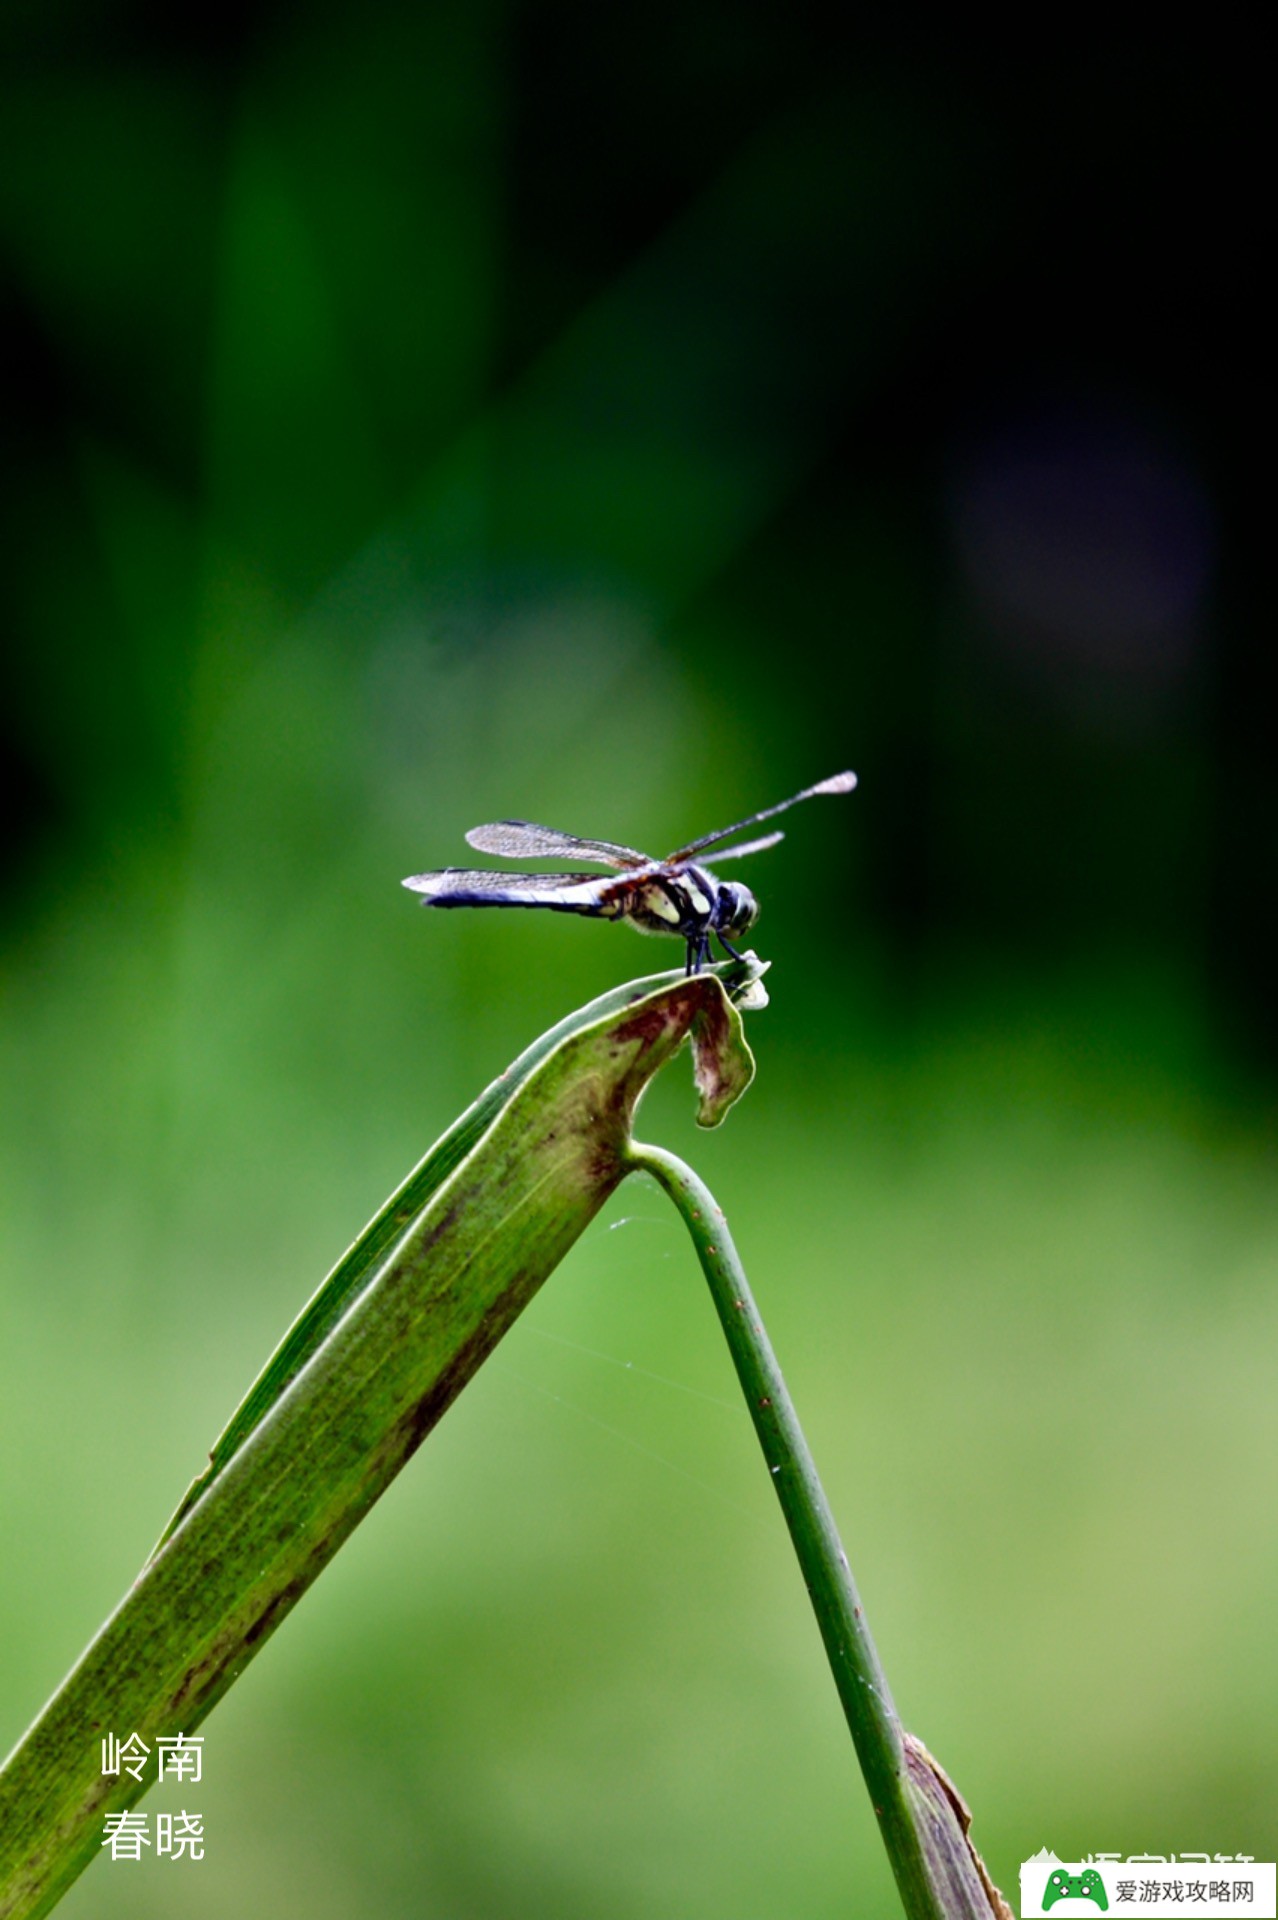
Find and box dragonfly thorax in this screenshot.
[622,865,759,972]
[622,865,756,949]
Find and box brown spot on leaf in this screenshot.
[243,1577,307,1649]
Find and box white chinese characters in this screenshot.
[99,1730,207,1864]
[101,1811,204,1863]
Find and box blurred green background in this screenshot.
[1,8,1273,1916]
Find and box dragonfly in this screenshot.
[402,770,857,974]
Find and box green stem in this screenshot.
[629,1141,994,1920]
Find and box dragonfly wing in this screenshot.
[698,830,784,863]
[464,819,650,867]
[402,868,633,917]
[669,770,857,861]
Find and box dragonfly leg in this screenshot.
[683,929,710,975]
[715,931,744,961]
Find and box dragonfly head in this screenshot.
[714,881,759,940]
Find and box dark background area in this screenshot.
[1,8,1273,1917]
[1,10,1272,1051]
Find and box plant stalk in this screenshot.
[628,1140,1003,1920]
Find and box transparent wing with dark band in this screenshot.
[668,770,857,861]
[464,820,650,867]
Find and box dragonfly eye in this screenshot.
[716,883,758,937]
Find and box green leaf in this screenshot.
[0,962,761,1920]
[155,955,762,1551]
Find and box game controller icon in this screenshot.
[1043,1867,1108,1911]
